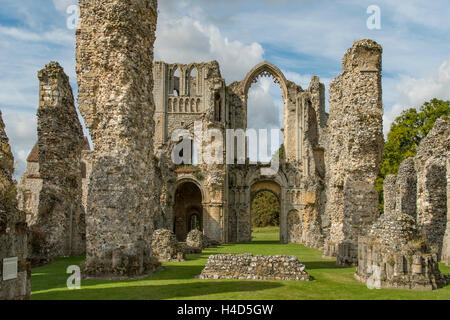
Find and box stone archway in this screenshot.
[173,180,203,241]
[249,180,282,241]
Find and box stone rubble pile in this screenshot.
[151,229,185,262]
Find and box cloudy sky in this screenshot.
[1,0,449,177]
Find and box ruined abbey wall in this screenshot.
[324,40,384,266]
[415,117,449,259]
[76,0,161,277]
[30,62,85,264]
[0,111,30,300]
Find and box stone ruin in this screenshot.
[75,0,160,278]
[199,254,312,281]
[355,119,450,290]
[186,229,208,251]
[0,111,30,300]
[151,229,185,262]
[323,40,384,266]
[27,62,86,266]
[6,0,447,291]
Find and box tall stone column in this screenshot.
[76,0,160,277]
[33,62,85,263]
[443,158,450,265]
[324,39,384,266]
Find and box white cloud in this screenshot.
[383,56,450,135]
[155,16,264,83]
[1,109,37,180]
[0,26,74,45]
[52,0,77,12]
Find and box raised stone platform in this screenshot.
[199,254,312,281]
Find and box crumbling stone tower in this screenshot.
[0,111,30,300]
[76,0,160,277]
[324,40,384,266]
[30,62,85,264]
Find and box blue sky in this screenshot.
[0,0,449,178]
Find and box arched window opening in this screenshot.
[172,67,181,96]
[246,74,284,163]
[214,92,222,122]
[189,213,201,231]
[189,68,197,96]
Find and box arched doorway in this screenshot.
[250,180,282,242]
[173,181,203,241]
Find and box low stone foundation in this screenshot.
[199,254,312,281]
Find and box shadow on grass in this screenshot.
[303,261,348,270]
[32,280,285,300]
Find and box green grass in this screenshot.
[31,227,450,300]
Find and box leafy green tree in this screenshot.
[251,191,280,227]
[377,98,450,213]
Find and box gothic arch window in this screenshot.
[172,67,181,96]
[189,68,198,96]
[214,92,222,121]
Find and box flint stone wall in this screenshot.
[355,159,446,290]
[186,229,206,250]
[76,0,160,277]
[0,111,31,300]
[415,117,449,259]
[32,61,85,265]
[324,39,384,266]
[199,254,312,281]
[151,229,185,262]
[443,158,450,265]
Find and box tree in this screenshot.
[377,98,450,213]
[251,191,280,227]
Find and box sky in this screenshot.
[0,0,449,178]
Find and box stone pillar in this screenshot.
[395,157,417,218]
[0,110,31,300]
[76,0,160,277]
[415,117,449,260]
[442,158,450,265]
[32,62,85,263]
[383,175,396,215]
[324,40,383,266]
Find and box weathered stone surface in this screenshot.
[151,229,185,262]
[30,62,85,265]
[199,254,312,281]
[443,158,450,266]
[76,0,160,277]
[0,110,30,300]
[356,212,445,290]
[186,229,206,250]
[355,159,446,290]
[324,39,384,266]
[383,175,396,215]
[395,157,417,218]
[415,117,449,259]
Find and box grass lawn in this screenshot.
[31,227,450,300]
